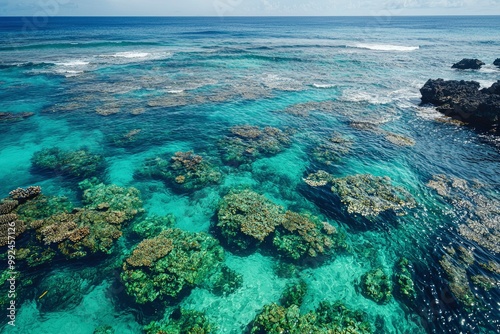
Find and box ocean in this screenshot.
[0,16,499,333]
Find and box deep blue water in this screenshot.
[0,16,499,334]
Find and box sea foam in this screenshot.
[351,43,420,51]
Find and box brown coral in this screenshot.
[126,234,174,267]
[0,200,18,215]
[9,186,41,201]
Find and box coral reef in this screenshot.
[305,172,416,217]
[219,125,292,165]
[394,257,416,300]
[350,121,415,147]
[312,133,353,165]
[31,148,105,179]
[205,264,243,296]
[217,189,345,261]
[136,151,222,190]
[93,325,115,334]
[9,186,42,201]
[217,189,285,249]
[131,214,176,239]
[361,268,393,304]
[280,280,307,308]
[121,228,224,304]
[279,101,335,117]
[0,111,34,122]
[439,253,476,307]
[249,301,372,334]
[427,174,500,254]
[144,308,215,334]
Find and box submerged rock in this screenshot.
[312,133,353,165]
[394,257,416,301]
[451,58,485,70]
[420,79,500,132]
[0,111,34,122]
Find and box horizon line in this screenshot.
[1,14,500,18]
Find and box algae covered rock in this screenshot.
[219,125,292,165]
[136,151,222,190]
[361,268,393,304]
[32,147,105,179]
[204,264,243,296]
[121,228,224,304]
[144,308,216,334]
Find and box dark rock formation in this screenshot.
[420,79,500,132]
[451,58,485,70]
[494,58,500,67]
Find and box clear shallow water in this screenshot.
[0,16,499,334]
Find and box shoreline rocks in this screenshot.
[451,58,484,70]
[494,58,500,67]
[420,79,500,132]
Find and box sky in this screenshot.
[1,0,499,16]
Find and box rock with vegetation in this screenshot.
[280,280,307,308]
[121,228,224,304]
[219,125,292,165]
[136,151,222,190]
[204,264,243,296]
[31,147,105,179]
[361,268,393,304]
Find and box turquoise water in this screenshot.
[0,16,499,333]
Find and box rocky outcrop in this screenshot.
[451,58,485,70]
[420,79,500,132]
[494,58,500,67]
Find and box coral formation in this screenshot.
[279,101,335,117]
[144,308,215,334]
[31,148,105,179]
[9,186,42,201]
[217,189,345,261]
[280,280,307,308]
[439,254,476,307]
[136,151,222,190]
[205,264,243,296]
[305,172,416,217]
[131,214,176,239]
[361,268,393,304]
[394,257,416,300]
[427,174,500,254]
[217,189,285,249]
[121,228,224,304]
[250,301,372,334]
[312,133,353,165]
[219,125,292,165]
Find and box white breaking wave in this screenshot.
[55,60,90,66]
[340,90,393,104]
[477,80,496,88]
[166,89,185,94]
[350,43,419,52]
[110,51,150,58]
[312,83,336,89]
